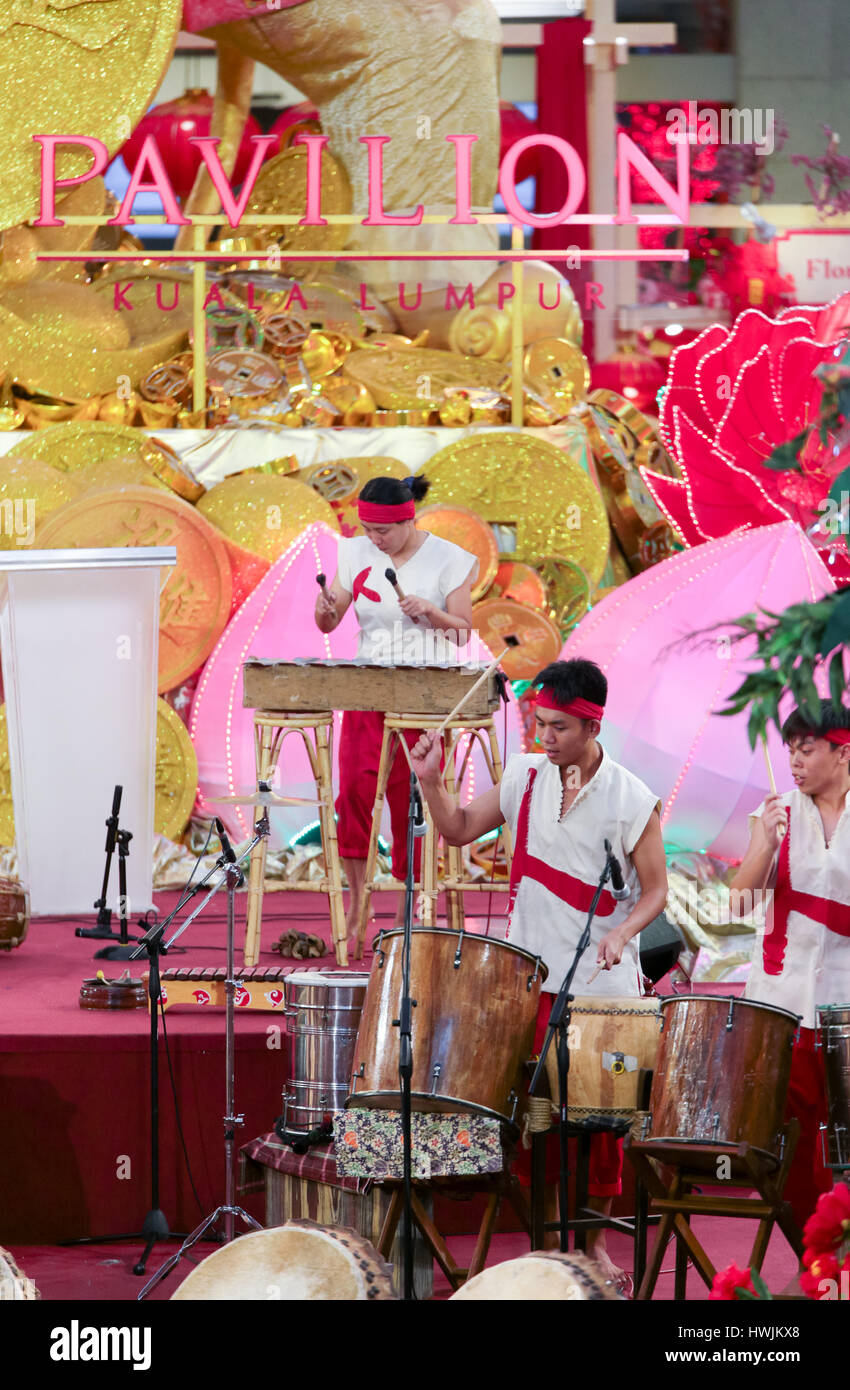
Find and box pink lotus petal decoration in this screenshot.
[561,522,836,859]
[645,292,850,584]
[190,522,523,848]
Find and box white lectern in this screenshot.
[0,547,176,916]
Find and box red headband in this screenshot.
[825,729,850,746]
[535,689,605,721]
[358,500,415,523]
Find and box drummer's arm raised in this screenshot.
[410,732,505,845]
[728,803,784,919]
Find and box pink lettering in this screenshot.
[284,285,308,312]
[295,132,330,227]
[446,134,478,226]
[445,282,475,311]
[539,280,562,311]
[358,283,377,312]
[398,282,423,312]
[113,282,134,312]
[33,134,109,226]
[497,281,516,311]
[616,129,689,226]
[156,282,180,312]
[499,135,586,229]
[360,136,424,226]
[584,282,605,311]
[109,134,189,226]
[191,134,278,227]
[203,285,226,311]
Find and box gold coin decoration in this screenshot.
[0,0,182,231]
[421,432,609,584]
[322,456,410,535]
[37,487,232,691]
[146,437,206,504]
[301,462,360,506]
[523,339,591,414]
[345,348,507,410]
[208,350,285,401]
[0,456,83,548]
[155,698,198,842]
[415,505,498,602]
[140,360,193,408]
[225,145,352,275]
[0,699,198,844]
[472,599,563,683]
[487,561,548,611]
[8,421,177,477]
[196,472,339,562]
[532,554,592,632]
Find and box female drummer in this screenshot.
[314,474,477,941]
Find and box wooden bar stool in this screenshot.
[354,712,513,958]
[626,1126,803,1300]
[243,711,347,969]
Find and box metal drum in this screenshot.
[282,970,370,1133]
[347,927,547,1128]
[647,994,799,1162]
[818,1004,850,1171]
[545,996,661,1121]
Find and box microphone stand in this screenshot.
[76,784,145,961]
[394,768,427,1302]
[529,845,621,1253]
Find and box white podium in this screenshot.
[0,547,176,916]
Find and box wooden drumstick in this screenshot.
[432,635,520,738]
[385,567,420,624]
[316,572,336,611]
[761,733,786,840]
[587,962,607,985]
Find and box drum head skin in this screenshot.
[171,1222,396,1301]
[450,1251,623,1301]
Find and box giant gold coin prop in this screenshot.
[155,698,198,842]
[532,554,592,633]
[196,473,339,563]
[37,488,232,691]
[8,421,179,479]
[345,347,507,410]
[223,145,352,276]
[0,456,83,548]
[524,339,590,415]
[314,456,409,536]
[422,432,609,583]
[415,505,498,602]
[487,560,548,611]
[0,699,198,843]
[472,599,562,682]
[0,0,182,231]
[0,180,108,290]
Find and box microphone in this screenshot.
[214,818,237,864]
[604,838,631,901]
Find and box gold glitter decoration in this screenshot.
[92,270,194,341]
[472,599,562,682]
[301,462,360,506]
[0,0,182,231]
[208,351,285,416]
[9,422,175,476]
[196,472,339,563]
[523,339,590,413]
[578,399,671,573]
[587,389,657,450]
[447,305,512,361]
[224,146,352,276]
[155,698,198,842]
[0,180,107,290]
[0,706,12,844]
[147,438,205,504]
[421,432,609,583]
[0,282,187,398]
[531,554,592,632]
[37,487,232,692]
[415,505,498,602]
[345,348,507,410]
[0,455,83,548]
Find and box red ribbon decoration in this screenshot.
[352,567,381,603]
[507,767,616,928]
[763,816,850,975]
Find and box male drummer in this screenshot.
[729,699,850,1231]
[410,658,668,1290]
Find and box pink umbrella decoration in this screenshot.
[560,522,836,859]
[644,292,850,585]
[190,522,523,849]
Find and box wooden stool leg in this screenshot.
[486,723,513,870]
[243,719,277,967]
[421,806,438,928]
[356,723,395,958]
[314,721,347,968]
[441,731,464,931]
[467,1189,501,1279]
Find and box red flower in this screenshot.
[803,1183,850,1253]
[800,1251,840,1300]
[709,1263,755,1300]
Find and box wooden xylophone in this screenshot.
[145,965,291,1012]
[242,658,500,716]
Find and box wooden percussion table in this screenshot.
[241,660,503,968]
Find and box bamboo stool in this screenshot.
[354,712,513,959]
[626,1125,803,1300]
[243,711,347,969]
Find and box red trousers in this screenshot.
[782,1026,832,1231]
[335,710,423,882]
[514,991,623,1198]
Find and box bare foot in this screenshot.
[587,1243,632,1296]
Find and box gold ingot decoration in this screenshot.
[371,408,440,427]
[415,505,498,602]
[37,487,232,692]
[196,473,339,563]
[283,332,345,383]
[0,381,25,431]
[223,273,372,337]
[447,304,512,362]
[439,395,472,428]
[578,396,671,573]
[345,347,507,410]
[531,554,592,633]
[451,261,583,357]
[471,599,563,683]
[0,456,83,548]
[421,431,609,584]
[0,179,107,290]
[317,376,376,426]
[10,422,177,479]
[155,698,198,842]
[0,281,187,398]
[487,561,548,612]
[523,339,590,415]
[587,389,658,451]
[224,145,352,276]
[0,0,182,231]
[98,391,142,427]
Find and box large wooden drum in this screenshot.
[171,1222,395,1301]
[347,928,547,1128]
[818,1004,850,1171]
[647,994,798,1161]
[0,878,28,951]
[545,996,661,1120]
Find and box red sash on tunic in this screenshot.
[507,767,617,929]
[763,816,850,975]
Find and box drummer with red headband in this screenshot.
[410,657,668,1291]
[315,473,477,941]
[730,699,850,1233]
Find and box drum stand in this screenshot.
[529,846,618,1254]
[136,819,269,1301]
[396,768,428,1302]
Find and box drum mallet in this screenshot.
[432,635,520,739]
[316,572,336,611]
[385,567,420,624]
[761,733,786,841]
